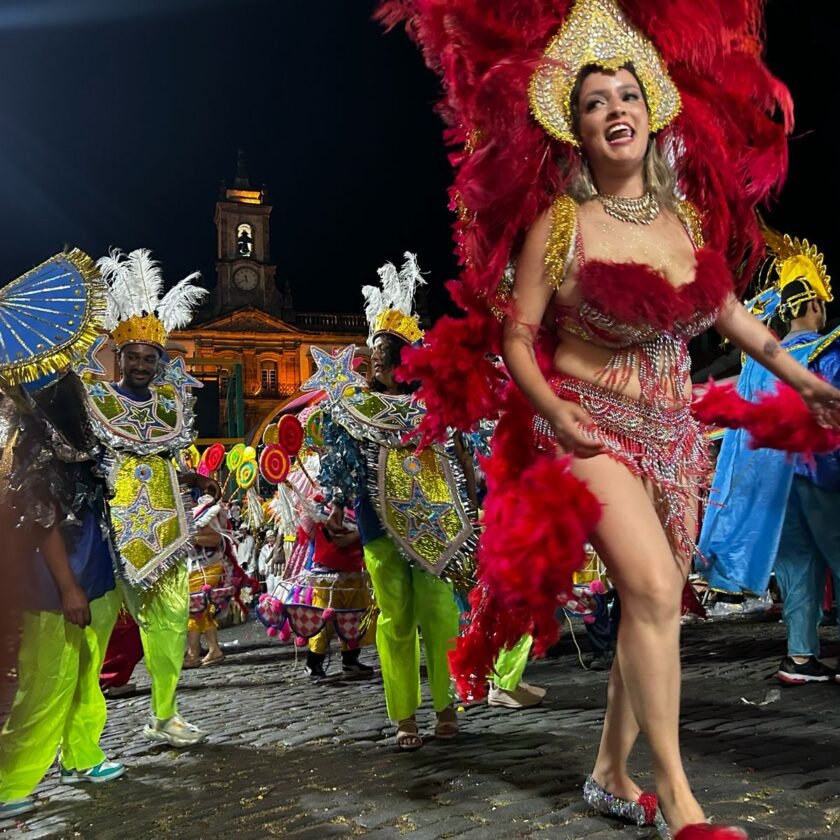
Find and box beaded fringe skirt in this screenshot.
[532,375,709,563]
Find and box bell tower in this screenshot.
[213,150,282,315]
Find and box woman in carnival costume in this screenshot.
[0,251,125,818]
[92,248,217,747]
[307,254,477,750]
[377,1,840,836]
[185,494,256,668]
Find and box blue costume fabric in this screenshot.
[699,328,840,594]
[318,414,384,546]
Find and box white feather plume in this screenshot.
[363,252,426,338]
[361,284,385,332]
[157,272,208,331]
[97,246,204,333]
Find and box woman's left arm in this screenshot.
[715,293,840,424]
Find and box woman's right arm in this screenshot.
[502,210,604,457]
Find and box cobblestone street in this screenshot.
[2,615,839,840]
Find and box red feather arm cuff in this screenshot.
[691,379,840,455]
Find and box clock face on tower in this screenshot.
[234,266,258,291]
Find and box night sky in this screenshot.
[0,1,834,321]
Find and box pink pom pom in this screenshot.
[589,580,606,595]
[583,615,596,624]
[266,627,279,638]
[201,584,212,593]
[294,635,308,648]
[321,607,336,621]
[279,625,292,642]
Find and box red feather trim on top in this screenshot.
[692,380,840,455]
[449,386,601,700]
[580,249,733,332]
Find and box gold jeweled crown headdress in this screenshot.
[98,248,208,350]
[362,252,426,346]
[747,222,832,323]
[529,0,682,146]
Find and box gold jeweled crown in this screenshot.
[110,313,169,351]
[98,248,207,351]
[529,0,681,146]
[363,252,426,347]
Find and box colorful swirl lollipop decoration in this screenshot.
[259,444,290,485]
[236,460,258,489]
[204,442,226,472]
[277,415,304,456]
[226,442,245,471]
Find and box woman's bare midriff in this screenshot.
[550,327,693,405]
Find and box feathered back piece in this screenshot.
[98,248,207,350]
[361,251,426,346]
[378,0,793,441]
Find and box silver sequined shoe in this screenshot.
[583,774,662,828]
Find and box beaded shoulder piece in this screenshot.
[544,195,579,290]
[808,324,840,364]
[675,200,705,249]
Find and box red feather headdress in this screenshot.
[377,0,792,440]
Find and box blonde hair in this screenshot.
[566,139,677,212]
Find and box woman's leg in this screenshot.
[571,454,704,831]
[591,655,642,800]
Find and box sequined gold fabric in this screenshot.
[529,0,681,146]
[108,452,192,587]
[545,195,578,289]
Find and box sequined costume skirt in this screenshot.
[532,375,709,562]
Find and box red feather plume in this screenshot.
[376,0,792,441]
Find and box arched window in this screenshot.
[260,360,278,395]
[236,223,253,258]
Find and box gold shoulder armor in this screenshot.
[545,195,578,290]
[676,200,705,249]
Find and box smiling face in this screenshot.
[576,68,650,182]
[119,342,161,395]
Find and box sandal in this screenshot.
[395,718,423,751]
[201,651,225,667]
[434,706,459,740]
[183,654,202,670]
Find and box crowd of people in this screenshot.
[1,1,839,838]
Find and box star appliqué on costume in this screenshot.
[371,395,425,428]
[111,400,169,441]
[73,334,109,379]
[155,356,203,399]
[389,479,453,545]
[301,345,365,404]
[117,484,174,553]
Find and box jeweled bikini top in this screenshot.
[546,196,732,349]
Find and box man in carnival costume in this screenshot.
[303,253,477,751]
[699,231,840,685]
[91,248,215,747]
[0,251,125,818]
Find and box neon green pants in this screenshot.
[133,564,189,721]
[363,536,459,721]
[492,634,534,691]
[0,587,122,801]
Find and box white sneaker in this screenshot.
[143,714,206,747]
[488,683,544,709]
[60,759,126,785]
